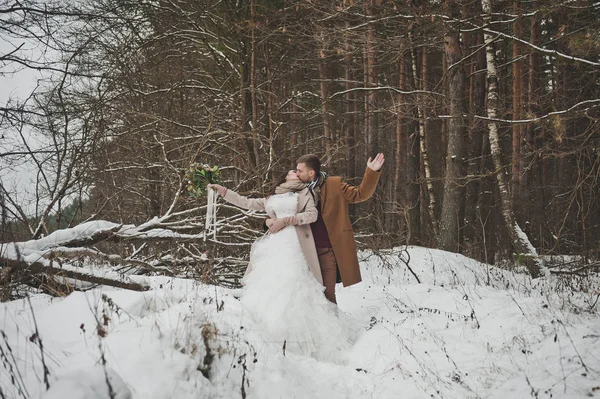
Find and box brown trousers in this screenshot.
[316,247,338,304]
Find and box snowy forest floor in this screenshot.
[1,246,599,399]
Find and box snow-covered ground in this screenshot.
[1,246,599,398]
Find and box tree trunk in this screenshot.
[522,13,540,229]
[464,1,488,255]
[365,0,378,158]
[265,42,276,169]
[394,41,408,235]
[290,83,298,150]
[411,44,437,237]
[240,4,257,168]
[407,117,421,245]
[482,0,547,278]
[439,0,466,252]
[148,143,161,217]
[511,0,524,206]
[317,31,331,158]
[526,15,540,177]
[345,28,356,179]
[407,79,421,244]
[249,0,260,165]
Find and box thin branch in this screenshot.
[482,27,600,67]
[436,99,600,124]
[330,86,444,98]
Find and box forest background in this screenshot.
[1,0,599,294]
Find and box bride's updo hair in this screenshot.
[268,171,289,196]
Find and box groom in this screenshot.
[295,153,385,304]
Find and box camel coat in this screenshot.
[223,187,323,285]
[319,167,381,287]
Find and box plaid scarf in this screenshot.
[307,171,328,203]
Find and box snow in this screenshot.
[1,246,599,398]
[514,222,539,256]
[42,365,132,399]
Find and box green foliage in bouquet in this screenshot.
[186,162,221,198]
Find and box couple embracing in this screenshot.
[208,153,384,362]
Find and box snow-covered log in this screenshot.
[0,257,149,292]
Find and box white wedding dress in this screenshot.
[241,192,353,362]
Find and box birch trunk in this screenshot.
[482,0,547,278]
[411,45,438,237]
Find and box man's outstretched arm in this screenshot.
[340,153,385,204]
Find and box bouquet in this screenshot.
[185,162,222,198]
[185,162,222,241]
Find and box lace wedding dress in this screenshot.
[241,192,353,362]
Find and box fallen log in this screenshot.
[60,225,122,248]
[0,257,149,292]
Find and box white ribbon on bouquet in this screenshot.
[204,188,218,241]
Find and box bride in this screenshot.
[208,171,353,362]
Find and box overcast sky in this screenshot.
[1,36,50,218]
[0,35,42,101]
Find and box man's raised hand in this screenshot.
[367,153,385,171]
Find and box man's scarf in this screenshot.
[307,171,328,203]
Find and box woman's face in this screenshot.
[286,170,299,181]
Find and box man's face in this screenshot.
[296,163,315,183]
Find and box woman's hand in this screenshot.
[267,217,296,234]
[268,218,287,234]
[207,184,227,197]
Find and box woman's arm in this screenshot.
[208,184,266,211]
[292,190,318,225]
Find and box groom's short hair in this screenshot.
[296,154,321,175]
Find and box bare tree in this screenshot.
[438,0,466,252]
